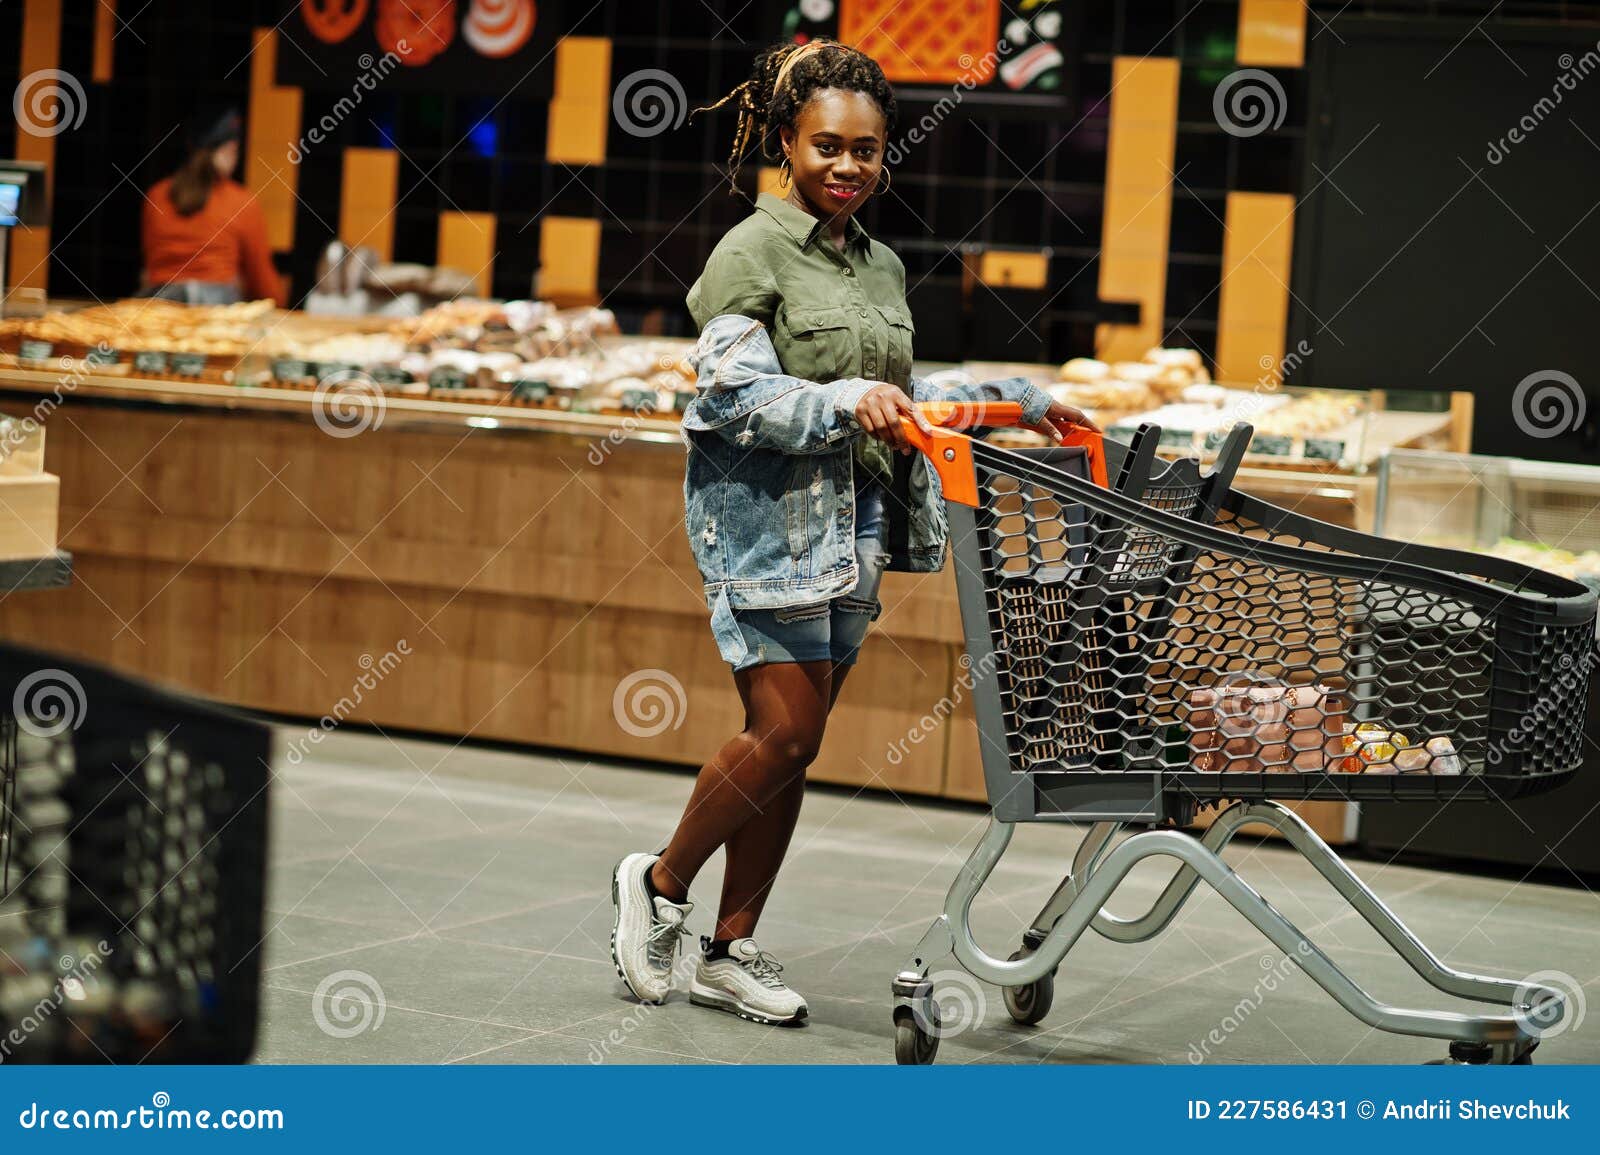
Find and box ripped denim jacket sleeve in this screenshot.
[679,313,882,453]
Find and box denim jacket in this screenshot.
[680,313,1053,618]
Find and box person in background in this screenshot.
[141,107,286,306]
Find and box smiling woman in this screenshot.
[606,38,1092,1033]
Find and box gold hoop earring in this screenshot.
[778,157,793,188]
[873,167,892,195]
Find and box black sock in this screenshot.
[642,861,664,904]
[704,937,735,961]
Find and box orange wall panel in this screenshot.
[757,166,786,199]
[339,148,400,261]
[438,212,498,297]
[1238,0,1307,68]
[245,27,302,252]
[10,0,63,293]
[93,0,116,83]
[1215,192,1296,384]
[546,37,611,165]
[1094,56,1180,362]
[978,250,1048,291]
[537,216,601,305]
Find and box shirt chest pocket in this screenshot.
[777,304,857,383]
[873,304,916,386]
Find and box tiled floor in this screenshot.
[254,727,1600,1065]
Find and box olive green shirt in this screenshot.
[686,192,915,483]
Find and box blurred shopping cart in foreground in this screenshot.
[0,641,270,1062]
[889,403,1596,1065]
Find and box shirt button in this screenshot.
[842,268,853,276]
[858,309,868,318]
[866,363,877,374]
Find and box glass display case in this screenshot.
[1366,447,1600,873]
[1376,448,1600,595]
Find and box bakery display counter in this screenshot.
[0,367,963,799]
[0,315,1468,834]
[0,297,699,414]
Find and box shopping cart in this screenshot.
[889,402,1597,1065]
[0,641,271,1062]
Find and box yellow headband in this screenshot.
[773,39,846,99]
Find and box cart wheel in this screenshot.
[1426,1040,1493,1065]
[893,1005,940,1065]
[1002,948,1054,1026]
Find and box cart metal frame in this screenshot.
[891,803,1563,1064]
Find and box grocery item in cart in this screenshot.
[1187,680,1346,773]
[1341,723,1462,775]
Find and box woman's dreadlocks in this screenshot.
[691,39,897,195]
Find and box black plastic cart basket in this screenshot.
[888,403,1597,1065]
[0,641,271,1063]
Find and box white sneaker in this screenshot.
[610,852,693,1004]
[690,936,808,1025]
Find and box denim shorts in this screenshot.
[710,479,890,671]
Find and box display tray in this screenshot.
[0,360,687,442]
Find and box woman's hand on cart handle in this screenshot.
[1027,400,1100,443]
[856,383,935,453]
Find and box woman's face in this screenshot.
[212,139,239,178]
[780,88,887,224]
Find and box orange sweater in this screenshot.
[142,178,286,305]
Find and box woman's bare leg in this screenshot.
[709,661,856,940]
[650,660,832,906]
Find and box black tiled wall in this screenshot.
[4,1,1594,364]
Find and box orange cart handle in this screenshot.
[896,402,1108,506]
[916,400,1026,428]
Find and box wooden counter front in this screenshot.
[0,370,1396,841]
[0,381,964,798]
